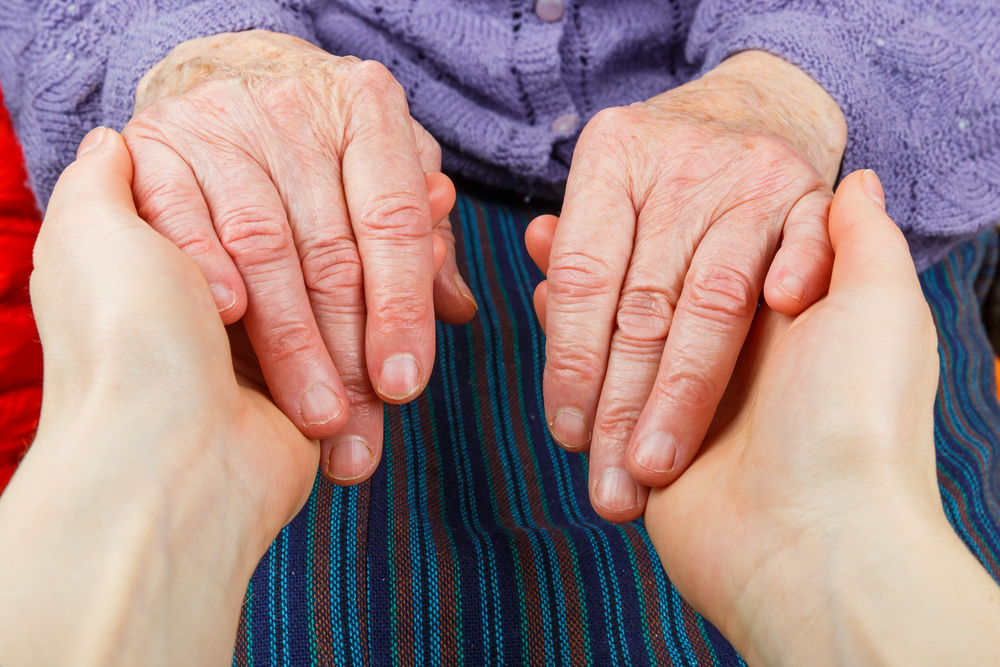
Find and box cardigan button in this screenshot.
[550,113,579,134]
[535,0,565,22]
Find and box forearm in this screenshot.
[0,414,253,666]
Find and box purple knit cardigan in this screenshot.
[1,0,999,270]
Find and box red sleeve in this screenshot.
[0,84,42,494]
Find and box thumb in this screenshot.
[827,170,922,305]
[823,169,939,399]
[39,127,139,253]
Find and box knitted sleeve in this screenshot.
[0,0,318,209]
[687,1,1000,271]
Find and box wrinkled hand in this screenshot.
[124,30,477,485]
[525,51,847,521]
[644,171,1000,665]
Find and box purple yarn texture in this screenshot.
[1,0,999,269]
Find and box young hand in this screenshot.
[0,128,322,666]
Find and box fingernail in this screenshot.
[300,384,343,426]
[326,436,374,482]
[209,283,237,312]
[549,408,591,450]
[455,273,478,312]
[378,354,422,401]
[862,169,885,210]
[76,127,107,158]
[593,468,640,513]
[777,274,805,302]
[633,431,677,475]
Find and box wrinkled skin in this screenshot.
[123,30,476,485]
[526,51,848,522]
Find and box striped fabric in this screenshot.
[233,194,1000,666]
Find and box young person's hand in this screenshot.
[526,51,846,522]
[644,171,1000,665]
[0,128,322,666]
[126,29,477,484]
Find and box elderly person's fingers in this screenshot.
[541,151,636,452]
[624,212,773,487]
[127,139,247,322]
[763,189,835,315]
[340,63,441,405]
[198,153,351,440]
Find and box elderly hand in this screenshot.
[0,128,320,665]
[525,51,848,521]
[124,29,477,485]
[643,171,1000,665]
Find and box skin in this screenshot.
[642,170,1000,666]
[133,34,845,519]
[0,128,321,666]
[4,140,997,665]
[525,50,848,522]
[125,30,476,486]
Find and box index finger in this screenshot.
[341,62,437,404]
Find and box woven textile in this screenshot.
[233,194,1000,666]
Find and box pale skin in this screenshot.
[2,133,997,665]
[130,31,845,515]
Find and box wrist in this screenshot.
[729,503,1000,666]
[0,416,256,665]
[652,50,847,185]
[134,29,328,114]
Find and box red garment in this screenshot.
[0,86,43,493]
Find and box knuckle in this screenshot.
[683,263,756,327]
[655,368,716,415]
[368,289,429,331]
[546,347,605,389]
[164,225,219,261]
[301,235,365,293]
[615,287,673,342]
[587,106,635,135]
[260,320,317,366]
[349,60,405,103]
[215,205,293,263]
[547,251,618,301]
[578,108,636,157]
[594,403,642,452]
[358,191,431,236]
